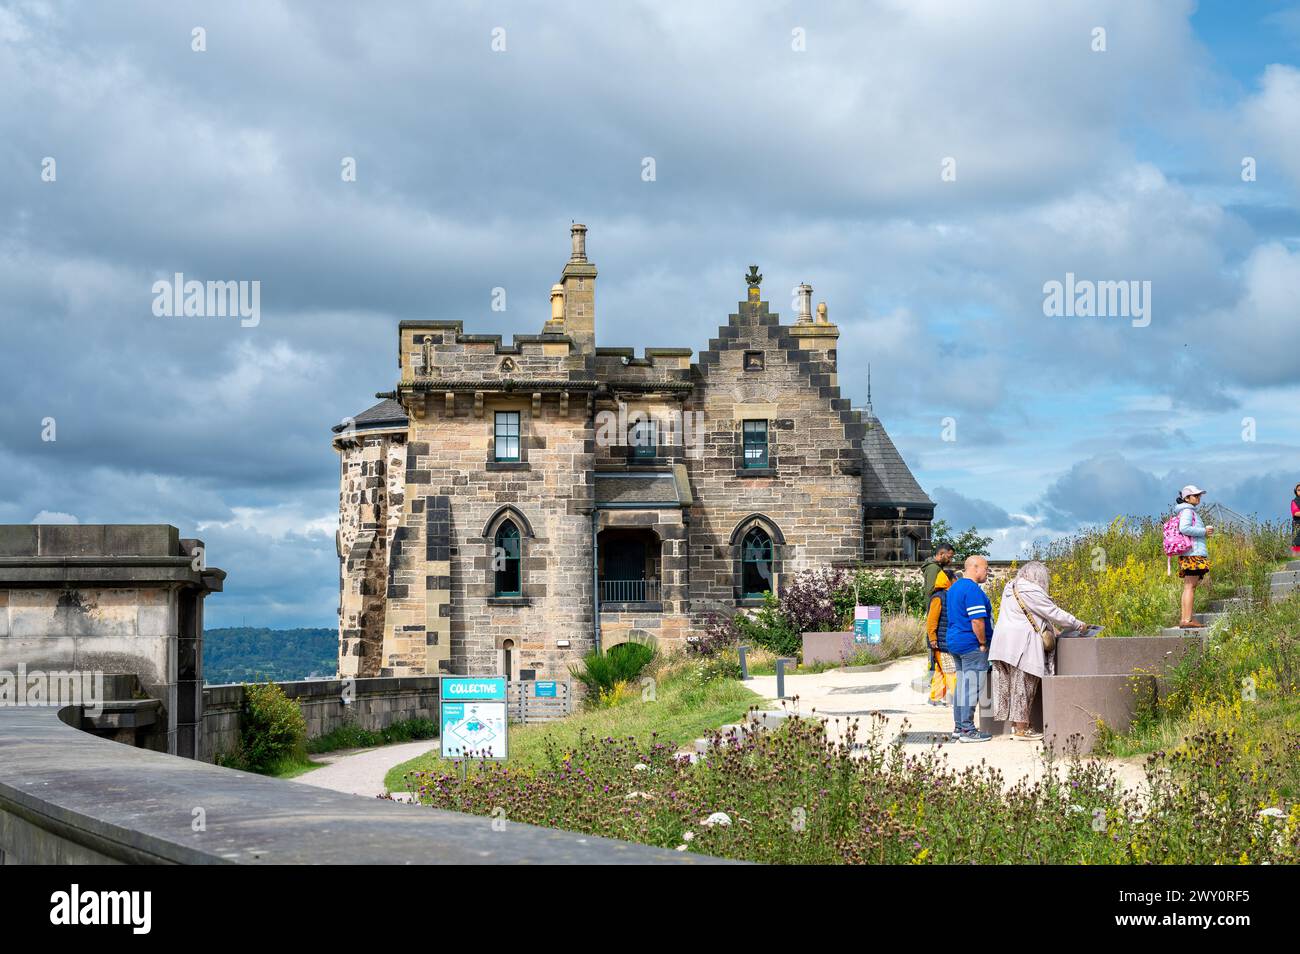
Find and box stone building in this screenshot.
[332,225,933,679]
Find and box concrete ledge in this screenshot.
[0,706,728,865]
[1056,634,1203,676]
[1042,673,1156,754]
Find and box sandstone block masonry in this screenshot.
[332,226,934,680]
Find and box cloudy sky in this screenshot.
[2,1,1298,628]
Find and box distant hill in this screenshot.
[203,627,337,685]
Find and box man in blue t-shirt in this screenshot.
[944,555,993,742]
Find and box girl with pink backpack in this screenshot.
[1162,484,1213,628]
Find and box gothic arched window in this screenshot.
[741,527,773,597]
[494,521,522,596]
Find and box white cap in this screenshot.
[1181,484,1206,499]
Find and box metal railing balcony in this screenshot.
[598,578,661,605]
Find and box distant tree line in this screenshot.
[203,627,336,685]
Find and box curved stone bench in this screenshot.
[0,706,727,865]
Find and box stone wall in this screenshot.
[337,429,406,677]
[201,676,439,763]
[1,704,715,864]
[0,524,224,758]
[399,382,597,682]
[684,297,865,608]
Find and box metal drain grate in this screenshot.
[826,683,899,695]
[895,731,954,745]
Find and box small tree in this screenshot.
[930,519,993,558]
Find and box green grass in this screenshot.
[306,717,437,754]
[384,659,760,793]
[1095,591,1300,798]
[266,754,322,779]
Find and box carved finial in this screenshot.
[745,265,762,287]
[816,301,828,324]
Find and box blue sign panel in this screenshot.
[534,681,557,698]
[440,676,507,702]
[853,606,883,644]
[439,676,508,759]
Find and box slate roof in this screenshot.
[861,416,934,508]
[594,473,684,508]
[332,398,408,434]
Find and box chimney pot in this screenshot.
[796,283,813,323]
[569,223,588,262]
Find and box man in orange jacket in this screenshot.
[926,567,957,704]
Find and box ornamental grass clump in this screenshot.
[569,637,657,708]
[401,712,1298,864]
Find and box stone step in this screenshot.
[1207,597,1250,612]
[1287,560,1300,571]
[1162,625,1208,637]
[1269,570,1300,585]
[745,709,794,732]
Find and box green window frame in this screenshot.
[494,522,522,596]
[741,527,773,597]
[494,411,520,462]
[742,419,768,468]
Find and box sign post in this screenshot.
[853,605,882,645]
[439,676,509,761]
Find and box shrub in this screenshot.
[237,680,307,773]
[781,567,848,633]
[570,636,657,705]
[732,591,801,656]
[687,612,741,657]
[832,569,926,621]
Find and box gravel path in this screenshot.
[288,739,438,798]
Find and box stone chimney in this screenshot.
[795,283,813,323]
[560,223,597,352]
[544,283,565,334]
[792,290,839,377]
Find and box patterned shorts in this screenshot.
[1178,555,1211,578]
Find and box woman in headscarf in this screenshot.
[1291,484,1300,555]
[989,561,1089,741]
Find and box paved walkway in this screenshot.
[288,739,437,798]
[745,656,1148,792]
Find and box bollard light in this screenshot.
[775,656,797,700]
[737,645,750,681]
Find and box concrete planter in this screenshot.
[801,631,886,667]
[981,634,1204,752]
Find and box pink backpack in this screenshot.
[1162,510,1194,556]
